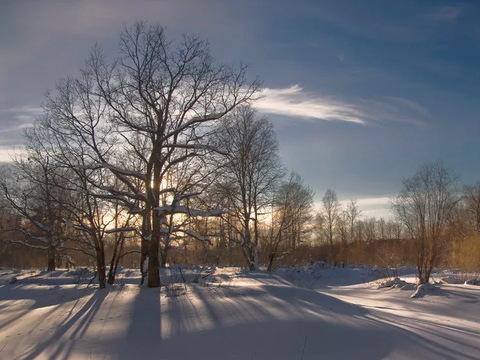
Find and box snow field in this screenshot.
[0,267,479,359]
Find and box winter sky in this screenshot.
[1,0,479,218]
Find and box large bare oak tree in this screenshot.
[40,22,260,287]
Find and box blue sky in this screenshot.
[1,0,479,217]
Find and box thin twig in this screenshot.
[87,272,97,288]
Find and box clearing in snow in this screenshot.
[0,266,479,360]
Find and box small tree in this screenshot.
[346,200,361,243]
[213,106,284,270]
[463,182,480,234]
[265,172,314,271]
[393,162,459,284]
[340,199,361,265]
[25,111,139,288]
[321,189,341,266]
[0,152,68,271]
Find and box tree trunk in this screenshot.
[107,236,124,285]
[243,245,258,271]
[47,246,56,271]
[267,236,281,272]
[267,253,275,272]
[140,208,151,285]
[107,237,119,286]
[252,246,259,270]
[97,246,106,289]
[145,159,162,287]
[160,250,168,268]
[148,232,161,287]
[107,266,115,286]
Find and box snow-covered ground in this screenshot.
[0,266,479,359]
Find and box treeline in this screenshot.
[1,171,478,281]
[0,22,479,287]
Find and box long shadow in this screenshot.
[364,309,480,360]
[158,283,392,360]
[187,284,273,330]
[110,286,162,360]
[319,285,480,360]
[0,284,95,308]
[158,279,480,360]
[5,269,477,359]
[0,284,95,333]
[18,289,108,360]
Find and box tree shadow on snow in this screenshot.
[103,286,162,360]
[155,282,479,360]
[18,288,108,360]
[0,284,96,336]
[156,284,386,360]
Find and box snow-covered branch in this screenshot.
[3,239,49,250]
[155,205,222,217]
[105,226,137,234]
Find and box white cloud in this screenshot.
[254,85,428,127]
[0,106,42,131]
[0,146,25,162]
[358,96,428,127]
[343,197,393,219]
[0,105,40,153]
[254,85,366,125]
[0,122,34,134]
[345,197,391,207]
[2,106,43,114]
[314,196,393,219]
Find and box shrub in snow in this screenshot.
[68,268,91,277]
[377,277,415,290]
[411,283,437,298]
[164,284,187,297]
[9,276,18,284]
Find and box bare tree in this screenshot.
[265,172,314,271]
[321,189,341,265]
[40,22,260,287]
[393,162,459,284]
[346,199,361,243]
[337,199,362,265]
[337,210,349,267]
[212,106,284,270]
[463,182,480,234]
[25,105,140,288]
[386,219,403,241]
[363,217,378,242]
[0,147,68,271]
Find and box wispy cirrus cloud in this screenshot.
[2,106,43,114]
[254,85,366,125]
[358,96,428,127]
[0,106,41,133]
[0,106,39,160]
[429,6,463,22]
[254,85,429,127]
